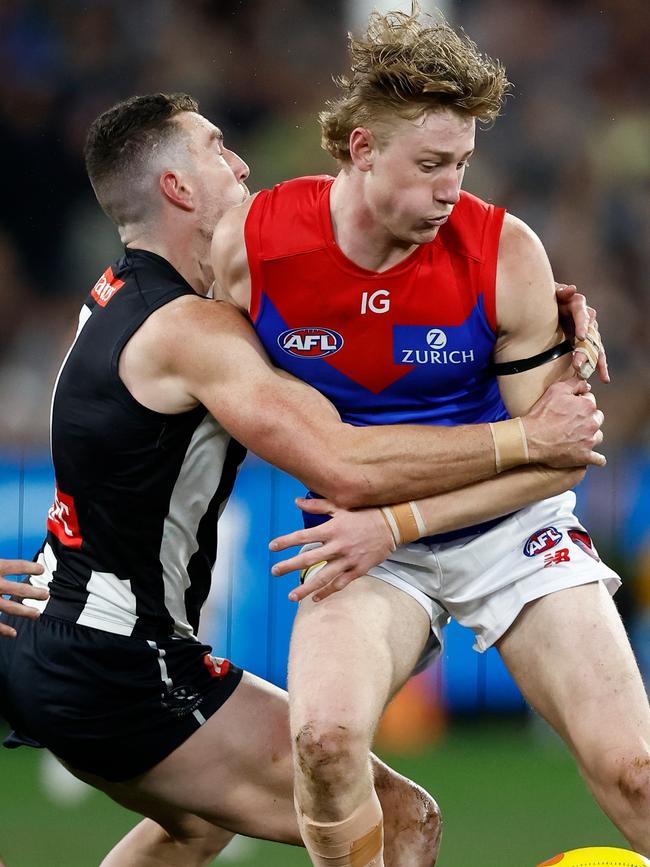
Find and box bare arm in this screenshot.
[201,203,605,507]
[270,215,603,600]
[270,462,586,602]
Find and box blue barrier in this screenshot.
[4,449,647,713]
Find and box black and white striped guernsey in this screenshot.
[29,248,246,640]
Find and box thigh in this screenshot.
[71,671,300,844]
[288,575,431,738]
[497,582,650,763]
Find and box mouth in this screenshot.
[424,215,449,227]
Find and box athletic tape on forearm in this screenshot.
[380,502,423,545]
[574,321,601,380]
[488,417,530,474]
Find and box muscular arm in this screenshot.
[203,202,601,507]
[408,214,603,529]
[272,216,601,599]
[132,296,496,507]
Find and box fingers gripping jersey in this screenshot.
[34,249,246,640]
[246,177,508,428]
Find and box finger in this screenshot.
[314,571,359,603]
[0,560,44,578]
[294,497,336,515]
[570,295,589,341]
[587,451,607,468]
[5,582,49,601]
[272,547,332,577]
[562,374,590,394]
[0,599,41,620]
[0,622,17,638]
[596,349,610,384]
[288,562,340,602]
[555,283,576,296]
[572,349,588,375]
[269,527,324,552]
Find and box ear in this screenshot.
[159,171,195,212]
[348,127,376,172]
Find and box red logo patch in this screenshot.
[277,327,344,358]
[203,654,231,679]
[568,528,600,561]
[91,267,125,307]
[47,483,83,548]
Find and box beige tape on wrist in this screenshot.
[380,507,400,547]
[380,502,423,546]
[574,321,601,380]
[489,417,530,474]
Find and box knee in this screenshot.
[294,720,369,791]
[616,756,650,811]
[384,781,442,867]
[420,792,443,864]
[593,750,650,812]
[163,816,231,861]
[415,790,443,857]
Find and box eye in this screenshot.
[457,160,470,170]
[419,162,439,172]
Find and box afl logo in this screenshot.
[278,327,344,358]
[426,328,447,349]
[523,526,563,557]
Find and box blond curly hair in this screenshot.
[320,4,510,162]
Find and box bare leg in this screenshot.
[498,582,650,856]
[75,667,440,866]
[101,814,233,866]
[289,576,435,865]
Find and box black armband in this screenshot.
[491,339,573,376]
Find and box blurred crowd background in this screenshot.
[1,0,649,446]
[0,1,648,863]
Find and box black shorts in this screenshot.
[0,612,243,782]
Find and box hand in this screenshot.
[555,283,610,383]
[0,559,48,638]
[268,497,396,603]
[522,376,605,468]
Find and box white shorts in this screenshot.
[310,492,620,673]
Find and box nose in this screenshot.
[434,165,461,206]
[225,149,250,184]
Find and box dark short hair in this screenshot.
[84,92,198,224]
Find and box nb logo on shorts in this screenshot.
[523,526,563,557]
[162,685,202,717]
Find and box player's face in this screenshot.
[363,108,475,246]
[178,112,250,230]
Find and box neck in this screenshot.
[122,222,213,296]
[329,171,416,273]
